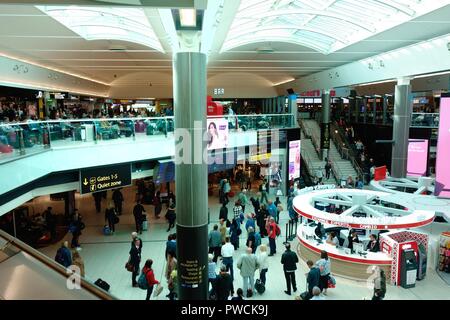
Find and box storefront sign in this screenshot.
[80,164,131,194]
[435,94,450,198]
[407,139,428,177]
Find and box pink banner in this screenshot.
[407,139,428,177]
[435,95,450,198]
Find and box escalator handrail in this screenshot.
[0,229,116,300]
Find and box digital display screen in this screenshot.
[435,95,450,198]
[407,139,428,177]
[207,118,229,150]
[288,140,301,180]
[153,161,175,184]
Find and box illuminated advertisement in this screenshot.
[407,139,429,177]
[435,94,450,198]
[288,140,301,180]
[206,118,229,150]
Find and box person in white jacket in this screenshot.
[257,244,269,285]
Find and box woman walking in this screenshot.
[142,259,160,300]
[316,250,331,295]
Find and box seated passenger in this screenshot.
[326,231,339,247]
[347,229,360,250]
[367,234,380,253]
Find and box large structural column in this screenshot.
[173,52,208,300]
[321,90,331,160]
[288,94,298,127]
[391,78,413,178]
[382,95,388,125]
[363,97,368,123]
[372,96,377,124]
[355,96,361,122]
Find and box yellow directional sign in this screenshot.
[80,164,131,195]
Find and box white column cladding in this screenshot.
[391,78,412,178]
[173,52,208,300]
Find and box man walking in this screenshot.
[281,243,299,295]
[208,224,222,263]
[233,201,243,224]
[237,247,259,298]
[238,188,248,213]
[133,199,146,234]
[221,236,235,281]
[112,188,124,215]
[259,179,269,204]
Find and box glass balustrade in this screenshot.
[411,113,439,128]
[0,114,295,163]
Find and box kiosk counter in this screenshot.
[297,224,392,281]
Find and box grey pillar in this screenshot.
[348,97,355,123]
[272,97,277,113]
[277,96,283,113]
[173,52,208,300]
[391,82,412,178]
[372,96,377,124]
[363,97,368,123]
[288,94,297,127]
[382,95,388,125]
[355,97,360,122]
[321,90,331,160]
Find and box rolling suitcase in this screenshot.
[103,225,111,235]
[94,278,110,292]
[255,279,265,294]
[142,220,148,231]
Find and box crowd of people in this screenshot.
[0,101,175,124]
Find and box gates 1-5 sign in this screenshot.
[80,163,132,194]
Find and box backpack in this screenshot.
[254,232,262,247]
[275,224,281,236]
[68,223,77,233]
[55,248,65,265]
[138,270,150,290]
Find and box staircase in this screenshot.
[301,119,358,183]
[300,121,336,184]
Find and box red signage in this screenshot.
[299,90,336,97]
[374,166,387,181]
[207,96,223,116]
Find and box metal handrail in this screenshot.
[0,229,116,300]
[331,123,364,180]
[0,114,293,128]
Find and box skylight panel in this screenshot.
[221,0,450,54]
[36,5,164,53]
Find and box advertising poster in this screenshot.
[206,118,229,150]
[288,140,301,180]
[435,94,450,198]
[407,139,429,177]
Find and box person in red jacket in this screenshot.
[142,259,160,300]
[266,217,278,256]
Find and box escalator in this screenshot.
[0,229,116,300]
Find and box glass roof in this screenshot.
[36,6,164,53]
[221,0,450,54]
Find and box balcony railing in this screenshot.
[0,114,295,163]
[411,113,439,128]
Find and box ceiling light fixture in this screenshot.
[272,78,295,86]
[179,9,197,27]
[413,70,450,79]
[355,79,396,87]
[0,52,111,86]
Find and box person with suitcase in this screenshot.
[299,260,321,300]
[257,244,269,287]
[105,203,118,235]
[165,203,176,232]
[237,247,259,298]
[140,259,160,300]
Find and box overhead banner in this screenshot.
[435,94,450,198]
[288,140,301,180]
[407,139,429,177]
[206,118,229,150]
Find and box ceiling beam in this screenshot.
[0,0,198,7]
